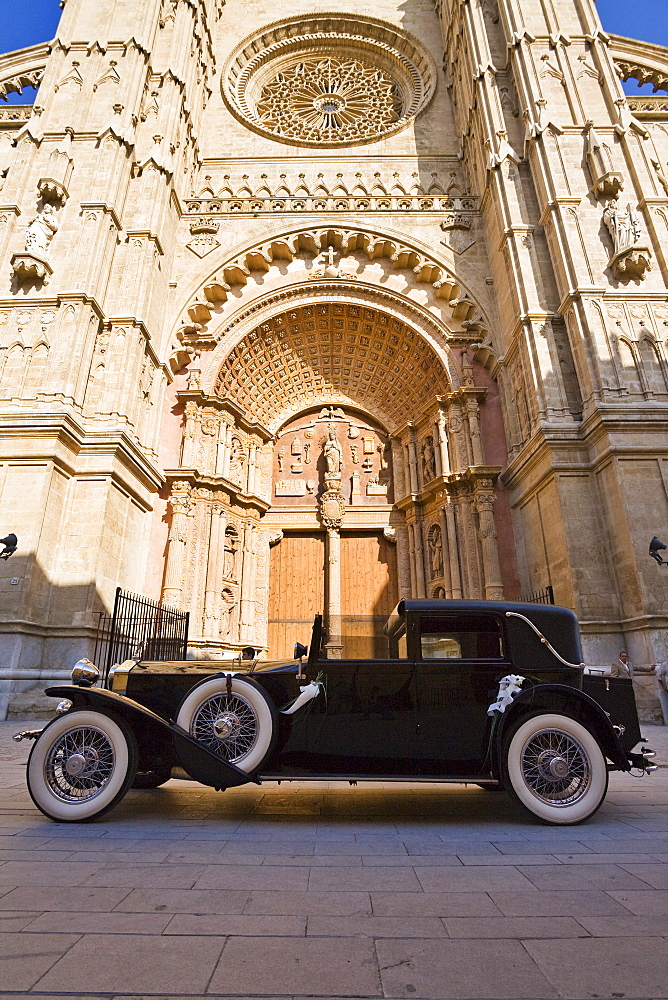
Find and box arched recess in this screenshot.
[159,273,513,659]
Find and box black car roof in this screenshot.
[386,599,578,638]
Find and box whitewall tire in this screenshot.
[503,712,608,825]
[27,710,138,822]
[176,676,276,773]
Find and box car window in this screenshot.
[419,615,504,660]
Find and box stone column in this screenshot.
[240,524,258,637]
[411,518,426,598]
[203,505,226,636]
[222,423,233,479]
[436,410,451,475]
[246,443,257,495]
[407,521,417,597]
[215,420,227,475]
[475,489,504,600]
[444,502,463,598]
[325,527,343,658]
[467,399,484,466]
[162,496,190,608]
[433,420,442,477]
[438,506,453,598]
[406,429,419,493]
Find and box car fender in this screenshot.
[491,683,630,776]
[44,686,256,789]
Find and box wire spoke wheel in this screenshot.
[44,725,116,803]
[520,728,591,806]
[27,710,137,822]
[191,692,259,763]
[504,712,608,824]
[176,676,277,774]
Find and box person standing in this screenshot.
[610,650,632,678]
[654,659,668,725]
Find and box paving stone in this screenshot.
[84,863,205,889]
[308,865,422,892]
[576,914,668,936]
[114,888,250,914]
[491,841,594,855]
[444,916,588,938]
[376,937,557,998]
[607,889,668,914]
[0,861,103,886]
[307,915,446,937]
[193,863,310,891]
[0,885,133,911]
[35,933,226,994]
[0,910,41,931]
[415,865,537,892]
[553,852,659,864]
[0,931,81,991]
[0,849,78,862]
[524,936,668,999]
[164,913,306,936]
[517,863,653,891]
[244,890,372,915]
[23,911,174,934]
[618,863,668,888]
[371,891,502,917]
[490,890,633,916]
[208,935,382,996]
[456,854,558,865]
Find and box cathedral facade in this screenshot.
[1,0,668,715]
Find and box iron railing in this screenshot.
[94,587,189,683]
[519,585,555,606]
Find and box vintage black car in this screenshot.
[19,599,656,825]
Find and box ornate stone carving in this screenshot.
[187,218,221,258]
[11,203,58,284]
[319,489,345,529]
[585,123,623,200]
[222,14,436,149]
[256,57,401,145]
[421,435,436,483]
[603,200,652,279]
[323,429,343,491]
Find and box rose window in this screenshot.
[255,58,402,143]
[222,15,436,148]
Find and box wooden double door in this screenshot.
[267,530,398,659]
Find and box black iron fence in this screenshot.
[94,587,189,683]
[519,585,555,605]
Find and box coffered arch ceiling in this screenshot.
[212,300,450,433]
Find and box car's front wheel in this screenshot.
[27,710,138,822]
[503,712,608,825]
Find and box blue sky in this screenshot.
[0,0,666,102]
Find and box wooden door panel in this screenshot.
[340,531,398,658]
[268,532,324,658]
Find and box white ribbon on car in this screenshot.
[280,680,323,715]
[487,674,525,715]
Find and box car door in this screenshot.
[303,655,419,775]
[415,613,511,776]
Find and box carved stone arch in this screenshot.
[0,42,47,101]
[198,282,461,434]
[172,221,493,349]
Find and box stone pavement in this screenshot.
[1,720,668,1000]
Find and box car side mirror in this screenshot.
[294,642,308,660]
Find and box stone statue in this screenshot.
[228,437,245,484]
[603,199,643,255]
[324,430,343,474]
[25,204,58,256]
[422,436,436,482]
[428,526,443,578]
[223,531,238,579]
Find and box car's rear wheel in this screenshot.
[27,710,138,822]
[176,676,276,773]
[503,712,608,824]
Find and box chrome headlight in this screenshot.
[107,660,134,694]
[71,658,100,687]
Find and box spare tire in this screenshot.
[176,675,277,773]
